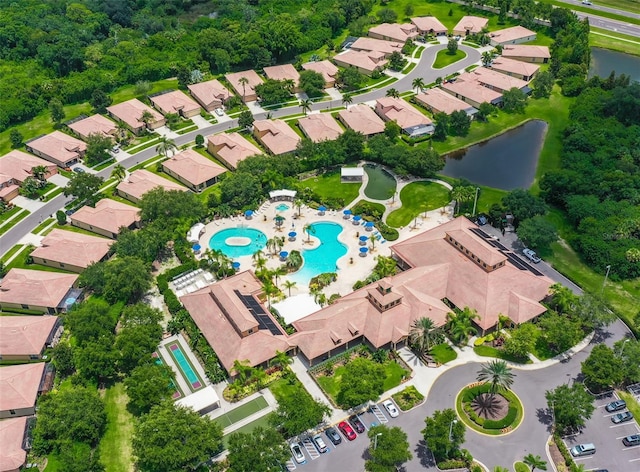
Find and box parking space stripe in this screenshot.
[371,404,388,424]
[286,458,296,470]
[302,438,320,460]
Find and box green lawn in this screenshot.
[301,170,361,207]
[0,244,24,263]
[110,78,180,104]
[0,209,30,236]
[315,360,408,403]
[429,343,457,364]
[514,461,530,472]
[221,414,272,449]
[590,28,640,57]
[538,0,640,24]
[473,345,533,364]
[0,206,22,225]
[386,181,451,228]
[43,453,63,472]
[99,383,134,472]
[432,49,467,69]
[32,218,56,234]
[213,396,269,429]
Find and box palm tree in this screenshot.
[263,281,278,307]
[412,77,425,93]
[115,121,129,141]
[385,88,400,98]
[369,234,377,252]
[287,250,302,269]
[375,255,398,277]
[269,350,292,369]
[523,454,547,472]
[232,359,253,383]
[283,79,295,94]
[251,367,268,389]
[293,198,303,217]
[445,307,479,345]
[31,165,49,185]
[238,76,249,102]
[274,236,285,254]
[409,317,438,356]
[266,238,276,257]
[477,359,515,397]
[451,185,475,215]
[252,249,265,265]
[300,98,312,116]
[549,283,578,314]
[303,223,316,243]
[272,266,287,287]
[481,51,493,67]
[342,92,353,108]
[140,110,154,129]
[155,136,177,158]
[283,280,297,296]
[110,164,126,182]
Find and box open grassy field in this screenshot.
[432,49,467,69]
[590,28,640,56]
[301,170,362,206]
[99,383,134,472]
[386,181,451,228]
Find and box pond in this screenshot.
[589,48,640,83]
[364,164,397,200]
[440,120,547,191]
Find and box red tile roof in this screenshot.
[162,149,226,187]
[70,198,141,236]
[0,316,59,358]
[0,363,45,412]
[31,229,113,270]
[0,269,78,310]
[0,417,28,472]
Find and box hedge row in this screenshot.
[553,433,583,472]
[484,406,517,430]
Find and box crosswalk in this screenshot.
[371,404,389,424]
[302,438,321,460]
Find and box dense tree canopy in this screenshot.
[422,408,466,461]
[227,427,290,472]
[546,384,594,434]
[336,357,385,409]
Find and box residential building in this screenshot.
[67,114,117,141]
[263,64,301,93]
[25,131,86,168]
[180,271,296,375]
[70,198,141,239]
[442,79,503,108]
[0,417,29,472]
[489,25,536,46]
[0,269,79,314]
[337,104,386,136]
[350,37,404,57]
[31,229,113,273]
[490,57,540,81]
[415,88,478,116]
[149,90,201,118]
[453,16,488,36]
[162,149,226,192]
[188,79,231,111]
[501,45,550,63]
[298,113,344,142]
[0,173,19,202]
[411,16,448,36]
[225,70,264,103]
[0,151,57,203]
[368,23,418,43]
[0,316,61,362]
[207,132,262,170]
[253,119,301,155]
[470,67,530,92]
[302,60,339,88]
[116,169,186,204]
[0,363,47,418]
[375,97,434,137]
[332,50,388,76]
[106,99,165,135]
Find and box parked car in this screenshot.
[605,399,626,412]
[111,145,120,153]
[611,411,633,424]
[312,434,329,453]
[582,0,592,5]
[623,434,640,447]
[522,248,541,263]
[215,108,224,116]
[290,443,306,464]
[349,415,365,434]
[383,399,399,418]
[338,421,357,441]
[325,427,342,445]
[570,443,596,457]
[72,166,85,173]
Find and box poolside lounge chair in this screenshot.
[203,273,214,282]
[195,280,206,289]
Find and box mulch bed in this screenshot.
[472,393,509,420]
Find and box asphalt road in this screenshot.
[299,320,631,472]
[576,12,640,37]
[558,0,640,20]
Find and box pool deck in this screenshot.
[158,334,210,396]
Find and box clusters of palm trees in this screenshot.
[409,317,441,358]
[446,307,480,345]
[201,248,235,279]
[251,248,299,304]
[227,350,293,399]
[450,184,477,216]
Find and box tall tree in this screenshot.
[155,136,177,158]
[10,129,23,148]
[238,110,255,130]
[85,133,113,166]
[502,87,527,113]
[336,357,385,409]
[422,408,465,461]
[476,359,515,397]
[238,76,250,102]
[49,98,66,125]
[125,363,176,415]
[523,453,548,471]
[445,307,479,345]
[366,425,412,472]
[110,164,126,182]
[385,88,400,98]
[90,89,112,113]
[412,77,425,93]
[581,344,625,391]
[300,98,312,116]
[63,172,104,206]
[546,384,595,434]
[409,317,438,356]
[342,92,353,108]
[227,427,290,472]
[481,51,493,67]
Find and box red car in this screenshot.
[338,421,357,441]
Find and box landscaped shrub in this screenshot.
[351,201,385,221]
[392,385,425,411]
[483,406,517,429]
[437,459,467,470]
[377,221,399,241]
[473,337,486,347]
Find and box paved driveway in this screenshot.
[563,392,640,472]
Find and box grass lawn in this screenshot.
[221,414,272,449]
[618,391,640,423]
[429,343,457,364]
[538,0,640,24]
[315,360,408,403]
[43,187,65,202]
[386,181,451,228]
[590,28,640,57]
[99,383,134,472]
[0,206,22,225]
[301,170,361,207]
[32,218,55,234]
[110,78,179,104]
[432,49,467,69]
[473,345,532,364]
[514,462,530,472]
[0,244,24,263]
[213,396,269,429]
[0,209,30,236]
[43,453,63,472]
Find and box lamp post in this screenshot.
[618,339,630,358]
[472,187,480,217]
[446,419,457,457]
[601,264,611,295]
[373,432,382,450]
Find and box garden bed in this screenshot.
[392,386,425,411]
[456,383,523,435]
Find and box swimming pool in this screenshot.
[290,222,348,286]
[209,227,267,258]
[168,342,204,392]
[275,203,290,212]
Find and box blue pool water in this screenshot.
[275,203,290,211]
[291,222,348,285]
[170,343,202,389]
[209,227,267,258]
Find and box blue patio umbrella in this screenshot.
[318,205,326,212]
[353,215,362,222]
[288,231,297,238]
[279,251,289,259]
[232,261,241,269]
[192,243,201,251]
[359,235,368,242]
[343,209,352,215]
[364,221,374,228]
[244,210,254,217]
[360,247,368,253]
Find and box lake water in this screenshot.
[441,120,547,190]
[589,48,640,83]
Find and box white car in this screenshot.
[383,399,399,418]
[290,442,306,464]
[522,248,541,264]
[214,108,224,117]
[581,1,592,5]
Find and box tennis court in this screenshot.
[213,395,269,429]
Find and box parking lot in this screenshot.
[285,401,397,472]
[563,393,640,472]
